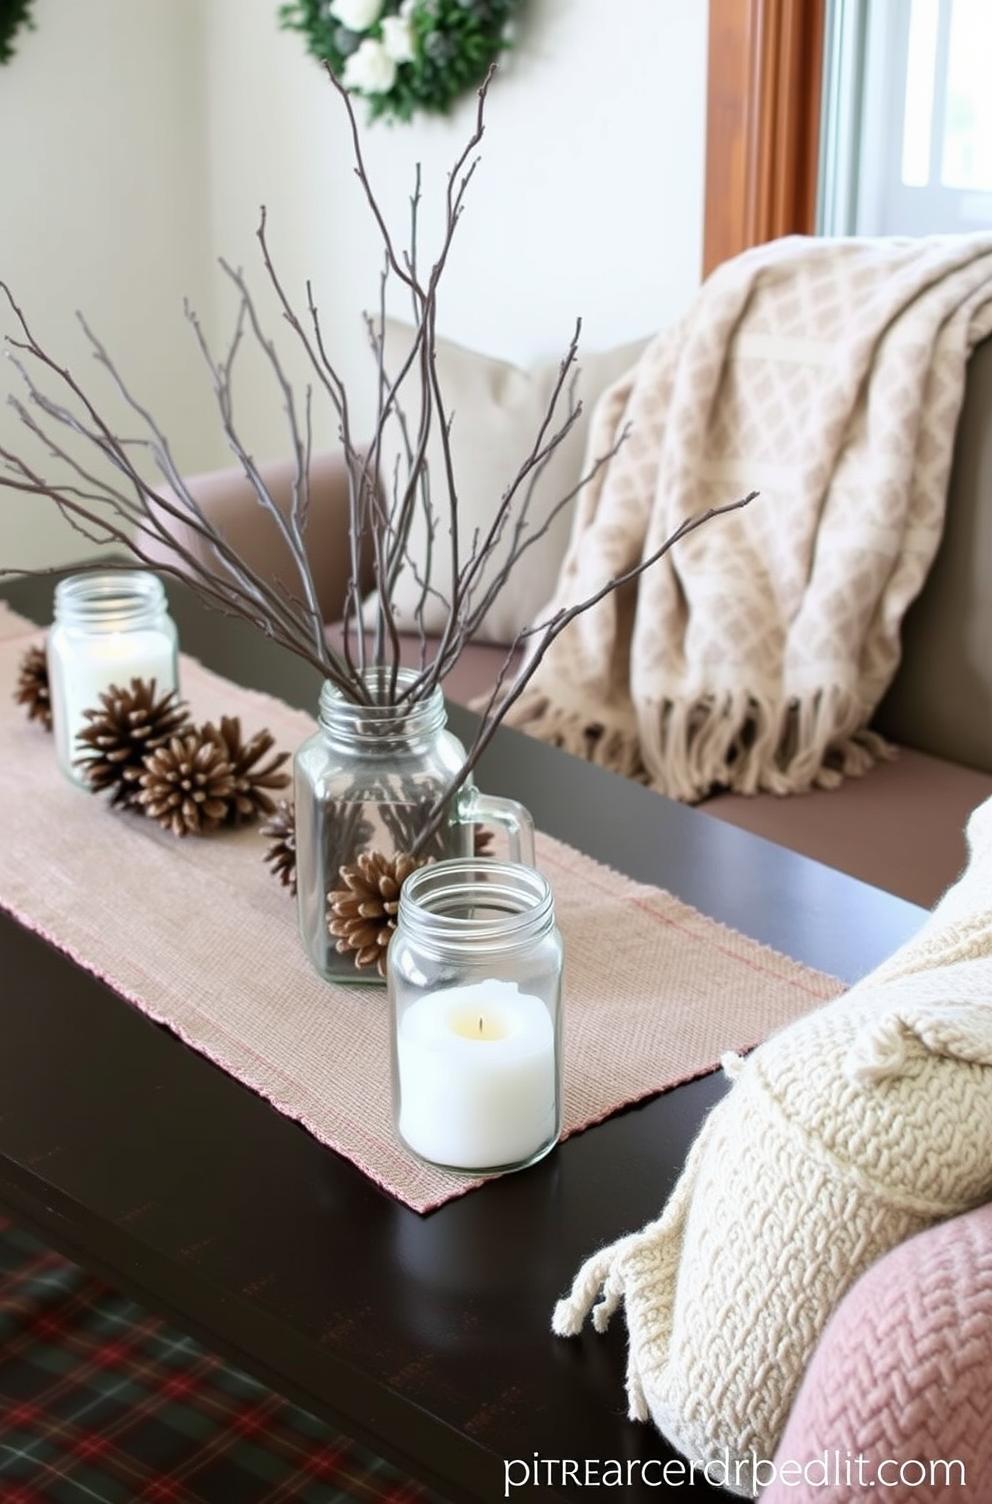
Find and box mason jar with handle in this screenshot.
[294,668,534,985]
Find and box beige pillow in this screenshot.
[364,319,646,645]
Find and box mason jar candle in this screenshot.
[389,859,563,1175]
[48,571,179,786]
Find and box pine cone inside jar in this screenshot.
[204,715,290,824]
[75,678,192,808]
[137,730,236,837]
[327,850,428,979]
[260,800,296,895]
[14,644,52,732]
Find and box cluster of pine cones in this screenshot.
[16,646,292,844]
[15,646,496,978]
[73,679,291,837]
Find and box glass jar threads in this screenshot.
[389,859,563,1175]
[48,571,179,786]
[293,669,534,986]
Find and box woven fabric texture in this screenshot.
[552,796,992,1498]
[0,1217,435,1504]
[764,1203,992,1503]
[0,622,840,1214]
[508,234,992,801]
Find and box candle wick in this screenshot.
[478,1017,483,1034]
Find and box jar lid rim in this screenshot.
[398,859,554,948]
[317,669,446,739]
[54,570,167,624]
[55,568,165,601]
[320,667,444,708]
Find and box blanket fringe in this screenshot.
[505,684,894,802]
[502,690,644,780]
[551,1114,718,1423]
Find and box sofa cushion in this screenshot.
[702,747,992,908]
[364,320,647,645]
[148,451,370,628]
[875,336,992,774]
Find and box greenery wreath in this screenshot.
[278,0,520,123]
[0,0,33,66]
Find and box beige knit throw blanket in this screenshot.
[507,235,992,800]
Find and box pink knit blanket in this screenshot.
[767,1203,992,1502]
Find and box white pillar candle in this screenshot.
[396,979,558,1171]
[49,629,178,782]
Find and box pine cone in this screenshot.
[75,678,192,808]
[204,715,290,824]
[261,800,296,895]
[14,644,52,732]
[328,850,428,978]
[474,826,495,857]
[137,731,236,837]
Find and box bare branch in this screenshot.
[0,280,358,692]
[0,71,757,869]
[410,491,760,851]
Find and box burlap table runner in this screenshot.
[0,616,843,1212]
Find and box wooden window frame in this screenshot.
[703,0,826,278]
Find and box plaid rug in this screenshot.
[0,1220,441,1504]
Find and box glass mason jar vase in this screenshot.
[48,571,179,787]
[389,859,563,1175]
[294,669,534,986]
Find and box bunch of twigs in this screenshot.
[0,64,753,853]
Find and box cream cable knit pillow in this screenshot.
[553,797,992,1499]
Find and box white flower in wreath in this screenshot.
[381,13,416,64]
[329,0,383,32]
[343,36,398,93]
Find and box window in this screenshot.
[819,0,992,235]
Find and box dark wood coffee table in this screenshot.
[0,571,925,1502]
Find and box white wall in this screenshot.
[203,0,709,447]
[0,0,213,569]
[0,0,708,564]
[199,0,344,463]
